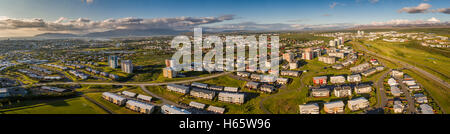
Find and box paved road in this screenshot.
[375,69,391,109]
[398,79,416,114]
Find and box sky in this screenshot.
[0,0,449,37]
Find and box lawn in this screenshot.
[0,97,108,114]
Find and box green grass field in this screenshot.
[361,40,450,83]
[0,97,108,114]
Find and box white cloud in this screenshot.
[330,2,338,8]
[369,17,442,26]
[398,3,432,13]
[432,8,450,14]
[82,0,94,4]
[0,15,235,35]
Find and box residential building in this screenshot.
[191,82,208,89]
[324,101,345,114]
[391,70,404,79]
[330,76,346,84]
[347,74,361,82]
[224,87,239,92]
[41,86,70,93]
[354,85,372,94]
[419,104,434,114]
[208,85,224,91]
[167,84,190,94]
[163,67,177,78]
[283,53,294,63]
[313,76,327,85]
[237,72,250,78]
[302,48,313,60]
[260,84,276,93]
[361,68,377,76]
[161,105,191,114]
[102,92,127,106]
[289,62,298,69]
[276,77,289,85]
[393,100,404,114]
[121,60,133,73]
[347,97,369,111]
[137,94,152,102]
[414,94,428,104]
[108,55,119,69]
[318,56,336,64]
[350,63,370,72]
[218,92,245,104]
[207,105,226,114]
[189,101,206,109]
[311,88,330,97]
[388,78,398,86]
[299,103,320,114]
[390,86,402,97]
[122,91,137,98]
[190,88,216,100]
[245,81,259,90]
[126,100,155,114]
[280,71,300,77]
[334,86,352,97]
[250,74,262,81]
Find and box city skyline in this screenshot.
[0,0,449,37]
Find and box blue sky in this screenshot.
[0,0,449,37]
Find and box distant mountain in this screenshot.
[34,33,80,38]
[34,29,187,39]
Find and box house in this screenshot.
[393,100,404,114]
[102,92,127,106]
[161,105,191,114]
[403,80,416,86]
[390,86,402,97]
[167,84,190,94]
[126,100,155,114]
[245,81,260,90]
[408,85,421,91]
[122,91,137,98]
[361,68,377,76]
[354,85,372,94]
[347,74,361,82]
[189,101,206,109]
[414,94,428,104]
[350,63,370,72]
[137,94,152,102]
[334,86,352,97]
[191,82,208,89]
[419,104,434,114]
[391,70,404,79]
[330,76,346,84]
[276,77,290,85]
[163,67,177,78]
[237,72,250,78]
[311,88,330,97]
[224,87,239,92]
[260,84,276,93]
[280,71,301,77]
[388,78,398,86]
[318,56,336,64]
[299,103,320,114]
[347,97,369,111]
[323,101,345,114]
[208,85,224,91]
[403,74,413,81]
[250,74,262,81]
[313,76,327,85]
[190,88,216,100]
[207,105,226,114]
[218,92,245,104]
